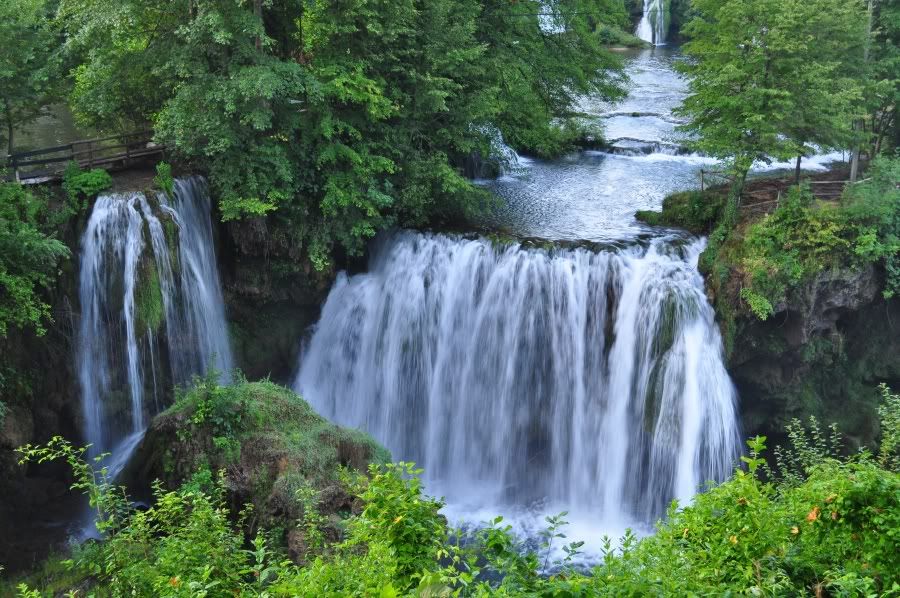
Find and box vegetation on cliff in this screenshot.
[9,385,900,596]
[639,156,899,444]
[0,183,69,340]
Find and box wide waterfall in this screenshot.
[296,231,741,534]
[636,0,667,45]
[77,177,232,477]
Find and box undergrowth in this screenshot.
[7,382,899,597]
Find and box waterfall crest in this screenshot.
[77,177,232,476]
[296,231,740,526]
[636,0,666,45]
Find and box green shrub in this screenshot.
[704,156,900,320]
[61,162,112,206]
[0,182,69,336]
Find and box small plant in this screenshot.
[154,161,175,197]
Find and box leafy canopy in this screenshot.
[56,0,627,263]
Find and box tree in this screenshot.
[865,0,900,157]
[0,0,61,157]
[677,0,867,218]
[58,0,626,264]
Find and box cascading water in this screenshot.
[296,231,741,540]
[77,177,232,479]
[636,0,667,46]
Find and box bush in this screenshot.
[0,183,69,337]
[12,388,900,597]
[719,157,900,319]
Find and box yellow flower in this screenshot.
[729,535,738,545]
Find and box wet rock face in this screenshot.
[219,217,336,382]
[772,265,881,348]
[727,265,900,449]
[0,275,83,573]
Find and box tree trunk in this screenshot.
[795,154,802,185]
[4,100,13,158]
[851,0,875,182]
[254,0,263,51]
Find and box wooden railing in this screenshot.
[4,131,165,182]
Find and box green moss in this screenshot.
[596,24,650,48]
[160,213,180,275]
[164,377,390,488]
[134,259,164,334]
[637,189,727,235]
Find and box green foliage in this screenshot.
[134,260,164,334]
[842,155,900,298]
[879,384,900,471]
[14,389,900,597]
[0,182,69,337]
[61,161,112,209]
[710,158,900,320]
[56,0,626,265]
[677,0,866,206]
[154,161,175,197]
[168,375,390,478]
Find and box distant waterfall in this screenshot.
[296,231,740,524]
[77,177,232,477]
[636,0,666,45]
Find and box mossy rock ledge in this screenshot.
[125,380,390,560]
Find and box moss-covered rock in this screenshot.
[636,189,727,235]
[134,258,164,334]
[126,379,389,559]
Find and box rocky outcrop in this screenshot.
[726,265,900,449]
[125,380,389,562]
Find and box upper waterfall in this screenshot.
[296,231,741,532]
[76,177,232,477]
[636,0,667,45]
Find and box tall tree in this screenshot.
[677,0,867,217]
[0,0,61,157]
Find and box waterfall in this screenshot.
[636,0,666,45]
[77,177,232,477]
[296,231,741,527]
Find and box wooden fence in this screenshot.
[4,131,165,182]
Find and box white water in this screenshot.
[77,177,232,474]
[296,232,741,551]
[636,0,667,45]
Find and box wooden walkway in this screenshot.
[698,168,862,218]
[4,131,166,183]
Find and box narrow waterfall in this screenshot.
[77,177,232,477]
[296,231,741,526]
[636,0,666,45]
